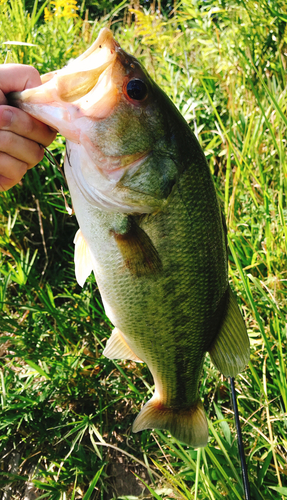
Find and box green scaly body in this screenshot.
[12,28,249,446]
[67,123,228,410]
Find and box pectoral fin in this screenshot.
[74,229,93,287]
[111,216,162,277]
[209,287,250,377]
[103,327,143,362]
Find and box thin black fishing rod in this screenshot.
[230,377,251,500]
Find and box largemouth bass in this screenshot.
[10,28,249,447]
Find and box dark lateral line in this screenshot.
[230,377,251,500]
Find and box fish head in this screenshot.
[10,28,195,213]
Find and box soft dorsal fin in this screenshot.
[209,286,250,377]
[74,229,93,287]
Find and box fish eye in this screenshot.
[126,79,148,101]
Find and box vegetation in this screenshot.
[0,0,287,498]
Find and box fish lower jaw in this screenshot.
[66,147,162,213]
[67,160,153,213]
[99,150,152,182]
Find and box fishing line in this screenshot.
[44,147,66,180]
[230,377,251,500]
[43,147,74,215]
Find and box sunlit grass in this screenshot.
[0,0,287,498]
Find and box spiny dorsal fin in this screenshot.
[133,397,208,448]
[103,327,143,362]
[111,217,162,277]
[209,286,250,377]
[74,229,93,287]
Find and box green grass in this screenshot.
[1,0,287,498]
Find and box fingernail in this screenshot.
[2,109,13,127]
[48,126,57,133]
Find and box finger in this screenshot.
[0,105,57,147]
[0,64,42,95]
[0,152,28,191]
[0,90,7,106]
[0,130,44,168]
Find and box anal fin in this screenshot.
[209,286,250,377]
[103,327,143,362]
[133,396,208,448]
[74,229,93,287]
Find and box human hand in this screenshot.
[0,64,57,191]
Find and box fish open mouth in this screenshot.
[40,28,118,103]
[8,28,121,134]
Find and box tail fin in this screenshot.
[132,397,208,448]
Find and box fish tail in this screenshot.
[132,397,208,448]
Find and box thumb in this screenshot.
[0,64,42,96]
